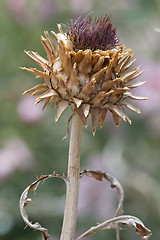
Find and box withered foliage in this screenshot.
[20,170,151,240]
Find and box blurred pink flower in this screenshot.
[6,0,27,23]
[78,154,118,219]
[0,139,34,180]
[17,95,45,124]
[69,0,93,15]
[6,0,27,13]
[37,0,56,20]
[78,137,129,219]
[146,111,160,137]
[135,60,160,115]
[6,0,56,24]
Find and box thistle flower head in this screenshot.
[22,16,146,135]
[67,15,119,51]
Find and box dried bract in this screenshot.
[22,16,146,135]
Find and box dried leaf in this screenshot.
[77,215,152,240]
[78,170,151,240]
[19,172,67,240]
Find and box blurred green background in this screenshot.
[0,0,160,239]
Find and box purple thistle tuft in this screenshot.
[67,15,119,51]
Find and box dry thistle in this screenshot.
[20,15,151,240]
[22,15,146,135]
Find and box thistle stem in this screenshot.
[60,114,83,240]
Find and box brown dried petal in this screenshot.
[98,108,108,128]
[91,67,107,83]
[78,49,92,74]
[77,80,95,101]
[23,83,47,95]
[81,104,90,118]
[75,106,87,127]
[67,63,79,96]
[44,31,56,57]
[92,56,104,73]
[37,89,58,100]
[120,58,136,74]
[42,98,50,110]
[92,53,101,66]
[127,81,145,89]
[71,50,84,64]
[90,108,100,135]
[112,105,131,124]
[89,91,106,106]
[73,98,83,108]
[105,50,120,80]
[55,100,69,122]
[111,109,121,127]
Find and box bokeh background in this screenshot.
[0,0,160,239]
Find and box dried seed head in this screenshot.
[22,16,146,135]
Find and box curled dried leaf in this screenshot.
[19,172,67,240]
[77,215,152,240]
[79,170,151,240]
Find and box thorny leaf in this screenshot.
[19,172,67,240]
[20,169,151,240]
[76,215,152,240]
[79,170,151,240]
